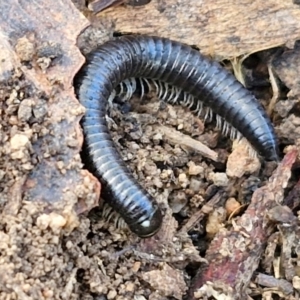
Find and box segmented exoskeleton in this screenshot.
[75,35,279,237]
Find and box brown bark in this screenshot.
[189,149,298,299]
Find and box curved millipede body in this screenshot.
[75,35,279,237]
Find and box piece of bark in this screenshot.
[255,273,293,295]
[284,177,300,210]
[273,41,300,98]
[189,149,298,300]
[278,221,299,282]
[0,1,100,212]
[102,0,300,58]
[88,0,125,12]
[261,232,281,274]
[88,0,151,12]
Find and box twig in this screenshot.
[267,64,280,116]
[154,125,219,162]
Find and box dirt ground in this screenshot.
[1,0,300,299]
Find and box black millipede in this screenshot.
[75,35,279,238]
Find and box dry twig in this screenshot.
[154,125,219,162]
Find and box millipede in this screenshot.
[75,35,279,238]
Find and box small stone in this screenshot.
[206,207,227,236]
[227,139,261,177]
[42,288,54,298]
[65,241,73,249]
[48,213,67,233]
[125,282,135,292]
[225,197,241,216]
[32,101,48,119]
[178,173,189,188]
[56,161,64,170]
[15,36,35,61]
[169,190,188,213]
[132,262,141,273]
[293,276,300,290]
[209,172,229,187]
[153,132,162,141]
[22,283,31,293]
[22,163,33,170]
[107,289,117,299]
[36,214,51,230]
[142,263,187,299]
[188,161,204,176]
[9,115,19,125]
[18,99,33,122]
[189,178,202,192]
[10,134,29,150]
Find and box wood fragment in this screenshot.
[88,0,125,13]
[3,177,26,216]
[267,64,280,116]
[261,232,281,274]
[189,149,298,300]
[255,273,293,295]
[279,222,299,282]
[283,177,300,210]
[272,41,300,98]
[270,204,300,282]
[102,0,300,58]
[154,125,219,162]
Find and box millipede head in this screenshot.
[259,139,280,162]
[128,208,163,238]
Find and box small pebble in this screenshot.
[225,197,241,216]
[18,99,33,122]
[188,161,204,176]
[107,289,117,299]
[178,173,189,188]
[10,133,29,150]
[209,172,229,187]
